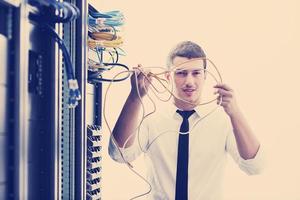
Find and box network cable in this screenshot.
[88,37,123,49]
[88,62,130,83]
[88,15,124,27]
[88,4,124,22]
[88,4,124,27]
[45,24,81,108]
[89,47,119,64]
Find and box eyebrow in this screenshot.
[175,68,203,72]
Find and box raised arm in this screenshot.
[112,65,152,148]
[214,83,260,159]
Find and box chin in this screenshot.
[179,96,199,105]
[186,99,198,105]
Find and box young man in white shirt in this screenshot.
[109,41,264,200]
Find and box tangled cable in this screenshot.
[103,57,223,199]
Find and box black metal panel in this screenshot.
[26,20,56,200]
[6,6,17,200]
[94,83,102,126]
[0,5,8,36]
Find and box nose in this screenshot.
[184,73,194,87]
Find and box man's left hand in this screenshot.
[214,83,240,117]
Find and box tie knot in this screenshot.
[176,110,195,120]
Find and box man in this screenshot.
[109,41,264,200]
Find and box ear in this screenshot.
[165,71,171,81]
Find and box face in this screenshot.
[167,56,206,109]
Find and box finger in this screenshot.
[217,99,229,106]
[219,96,231,103]
[133,64,144,74]
[137,70,147,79]
[220,101,229,107]
[214,88,233,97]
[133,64,142,70]
[214,83,233,91]
[217,96,230,103]
[132,68,142,79]
[144,76,153,85]
[138,69,150,79]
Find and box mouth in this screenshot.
[182,88,196,96]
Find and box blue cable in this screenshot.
[88,4,124,27]
[88,15,124,27]
[88,4,112,18]
[45,24,81,108]
[89,8,123,19]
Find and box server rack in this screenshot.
[0,1,29,199]
[0,0,105,199]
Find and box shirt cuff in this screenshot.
[238,145,266,175]
[108,136,142,163]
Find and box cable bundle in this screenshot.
[88,4,124,50]
[88,5,129,83]
[88,4,124,27]
[29,0,81,108]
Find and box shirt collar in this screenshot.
[164,102,203,119]
[157,98,219,119]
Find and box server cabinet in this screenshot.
[0,0,103,199]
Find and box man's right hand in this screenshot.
[130,64,153,99]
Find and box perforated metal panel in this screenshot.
[60,22,75,200]
[86,125,102,200]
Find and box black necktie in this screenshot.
[175,110,195,200]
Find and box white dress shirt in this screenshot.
[108,103,265,200]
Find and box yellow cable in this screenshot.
[91,32,117,41]
[88,37,123,48]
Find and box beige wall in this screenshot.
[90,0,300,199]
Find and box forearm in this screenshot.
[112,92,142,148]
[230,111,260,160]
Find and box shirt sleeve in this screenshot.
[108,120,149,163]
[225,127,266,175]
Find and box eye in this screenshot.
[193,70,202,76]
[175,70,188,76]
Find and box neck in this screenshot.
[173,98,198,111]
